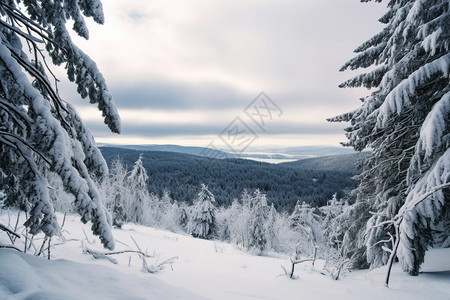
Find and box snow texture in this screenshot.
[1,211,449,300]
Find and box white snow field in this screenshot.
[1,211,449,300]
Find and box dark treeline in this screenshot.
[100,147,360,212]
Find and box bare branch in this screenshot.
[0,223,20,238]
[0,243,23,252]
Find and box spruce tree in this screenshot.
[265,203,278,250]
[0,0,120,249]
[321,194,347,249]
[101,158,130,223]
[290,201,320,242]
[248,190,268,253]
[112,193,125,228]
[190,184,216,239]
[329,0,449,274]
[127,155,149,224]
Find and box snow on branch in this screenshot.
[376,53,450,128]
[0,223,20,239]
[412,92,450,159]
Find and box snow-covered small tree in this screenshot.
[329,0,449,274]
[127,155,150,224]
[321,194,347,249]
[158,192,182,232]
[111,193,125,228]
[177,202,190,231]
[227,198,251,248]
[289,201,321,256]
[320,194,351,279]
[189,184,216,239]
[290,201,321,241]
[0,0,120,249]
[140,193,159,226]
[215,206,231,241]
[264,203,278,250]
[248,190,268,253]
[99,158,130,224]
[227,190,261,249]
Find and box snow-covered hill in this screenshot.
[1,211,449,299]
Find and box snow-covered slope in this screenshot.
[0,211,449,299]
[0,249,202,300]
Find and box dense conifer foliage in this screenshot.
[100,147,359,212]
[0,0,120,249]
[330,0,449,275]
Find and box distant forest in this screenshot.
[100,147,363,212]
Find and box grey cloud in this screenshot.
[63,0,387,146]
[85,119,345,138]
[110,80,253,111]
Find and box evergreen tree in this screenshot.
[0,0,120,249]
[159,192,182,231]
[290,201,321,242]
[248,190,268,253]
[265,203,278,250]
[215,206,231,241]
[189,184,216,239]
[228,198,251,248]
[100,158,130,224]
[177,202,189,230]
[321,194,347,248]
[127,155,149,224]
[329,0,449,274]
[289,200,321,256]
[112,193,125,228]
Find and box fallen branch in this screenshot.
[130,235,177,273]
[85,247,154,258]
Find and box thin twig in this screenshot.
[0,223,20,238]
[0,243,23,252]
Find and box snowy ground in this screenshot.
[1,211,449,299]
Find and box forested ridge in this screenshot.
[100,147,360,212]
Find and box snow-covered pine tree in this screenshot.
[189,183,216,239]
[99,158,130,224]
[248,190,268,253]
[329,0,449,275]
[112,193,125,228]
[215,206,231,241]
[321,194,347,249]
[265,203,278,250]
[0,0,120,249]
[227,198,250,248]
[289,200,321,256]
[158,191,182,231]
[177,202,189,230]
[127,155,149,224]
[290,201,321,241]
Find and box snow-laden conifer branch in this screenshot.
[329,0,450,275]
[0,0,120,249]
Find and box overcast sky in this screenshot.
[59,0,388,152]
